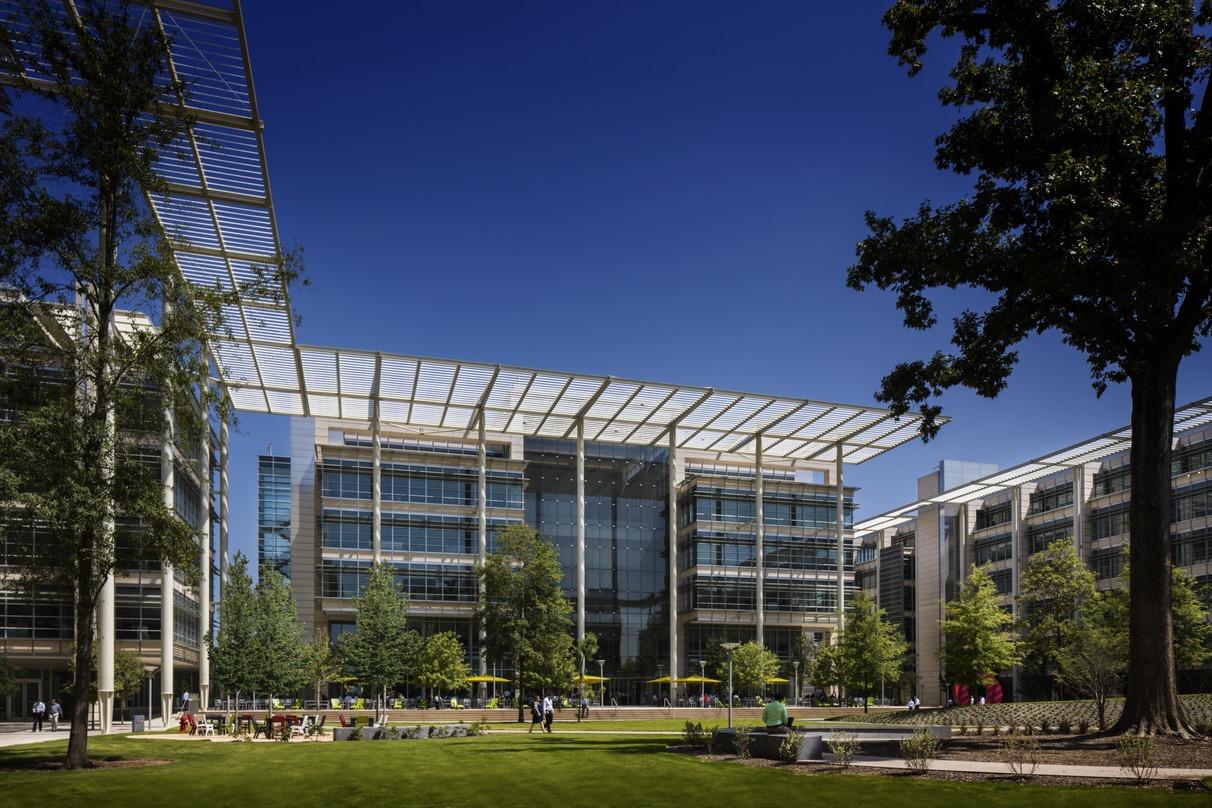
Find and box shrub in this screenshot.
[430,724,449,739]
[682,721,706,747]
[1000,736,1040,779]
[1078,720,1090,735]
[1057,718,1071,734]
[991,724,1000,736]
[704,727,720,754]
[403,725,424,739]
[305,721,328,741]
[467,720,490,737]
[275,724,292,743]
[899,730,940,774]
[349,726,362,741]
[827,731,859,769]
[973,723,983,736]
[1115,736,1158,784]
[957,722,967,736]
[734,725,752,759]
[778,730,803,763]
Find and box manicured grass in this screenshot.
[0,733,1204,808]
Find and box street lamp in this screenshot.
[596,659,605,706]
[698,660,707,708]
[792,661,800,708]
[720,642,740,728]
[143,665,159,730]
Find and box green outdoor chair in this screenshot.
[391,699,403,709]
[488,697,499,709]
[353,698,365,710]
[252,719,269,740]
[330,698,340,709]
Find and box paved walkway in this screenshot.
[804,754,1212,781]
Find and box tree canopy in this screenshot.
[833,593,908,711]
[940,565,1020,693]
[253,569,306,698]
[211,553,259,697]
[477,524,575,720]
[342,563,420,704]
[415,632,470,697]
[728,642,780,694]
[849,0,1212,735]
[1018,539,1097,698]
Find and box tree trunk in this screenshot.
[1112,358,1190,736]
[516,661,525,724]
[65,559,95,769]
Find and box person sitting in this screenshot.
[761,694,789,735]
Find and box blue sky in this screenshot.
[223,1,1212,570]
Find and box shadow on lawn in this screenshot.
[466,737,670,756]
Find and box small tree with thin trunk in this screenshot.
[342,563,419,715]
[252,569,305,705]
[302,637,341,708]
[1057,592,1126,731]
[1019,540,1097,698]
[940,565,1020,702]
[477,524,573,722]
[730,641,779,696]
[415,631,469,700]
[851,0,1212,735]
[211,553,258,705]
[835,593,907,712]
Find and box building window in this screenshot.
[975,504,1011,530]
[973,534,1012,565]
[174,591,200,647]
[1028,484,1073,516]
[115,584,161,640]
[1089,506,1129,540]
[1027,521,1072,555]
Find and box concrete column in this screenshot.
[1071,466,1084,560]
[219,416,229,597]
[161,398,175,726]
[198,414,211,709]
[754,434,765,647]
[372,398,382,564]
[667,429,679,685]
[97,406,116,733]
[477,414,487,677]
[835,443,846,628]
[576,419,586,645]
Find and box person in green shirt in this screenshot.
[761,694,789,734]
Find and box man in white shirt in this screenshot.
[541,695,554,733]
[31,699,45,732]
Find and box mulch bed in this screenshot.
[674,741,1212,790]
[873,733,1212,769]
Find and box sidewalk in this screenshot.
[805,754,1212,781]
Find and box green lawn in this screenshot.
[0,733,1204,808]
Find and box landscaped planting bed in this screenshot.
[838,694,1212,732]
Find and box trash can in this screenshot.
[132,714,145,732]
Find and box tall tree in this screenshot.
[0,0,297,766]
[835,592,908,712]
[849,0,1212,735]
[414,631,470,699]
[211,553,259,701]
[0,654,19,699]
[342,563,419,712]
[1057,592,1127,731]
[810,644,842,698]
[252,569,305,702]
[1019,540,1097,697]
[477,524,574,722]
[1169,566,1212,673]
[940,565,1020,698]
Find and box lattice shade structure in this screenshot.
[0,0,301,415]
[853,395,1212,533]
[0,1,934,466]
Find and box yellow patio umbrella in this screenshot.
[679,675,721,684]
[765,676,790,684]
[645,675,674,684]
[465,674,510,683]
[577,674,610,684]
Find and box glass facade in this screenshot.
[524,437,670,696]
[258,455,291,579]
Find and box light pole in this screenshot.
[792,661,800,708]
[699,660,707,708]
[143,665,159,730]
[596,659,605,706]
[721,642,740,728]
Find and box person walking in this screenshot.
[31,699,45,732]
[578,692,589,720]
[542,694,554,733]
[527,695,543,734]
[180,689,191,714]
[49,699,62,732]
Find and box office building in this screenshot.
[855,400,1212,706]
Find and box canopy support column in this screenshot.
[835,442,846,630]
[576,419,586,646]
[668,428,679,689]
[372,398,382,564]
[219,416,229,596]
[755,434,765,647]
[198,413,211,710]
[477,413,488,678]
[161,394,175,726]
[97,406,116,734]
